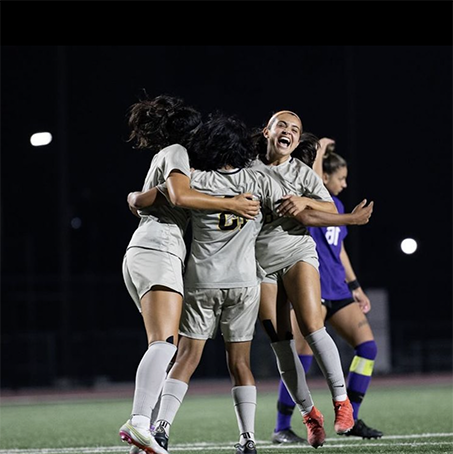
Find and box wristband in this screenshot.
[348,279,361,291]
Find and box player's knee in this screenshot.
[262,319,293,342]
[228,362,252,384]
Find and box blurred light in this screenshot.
[30,132,52,147]
[401,238,417,255]
[71,217,82,229]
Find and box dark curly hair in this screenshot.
[250,126,267,161]
[126,93,202,153]
[292,132,320,168]
[189,113,256,171]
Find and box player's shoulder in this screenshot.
[161,143,188,156]
[245,167,274,183]
[291,157,314,173]
[156,144,190,170]
[332,195,345,211]
[190,168,204,180]
[190,168,214,186]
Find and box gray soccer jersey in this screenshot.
[184,167,284,289]
[251,157,333,274]
[127,144,191,262]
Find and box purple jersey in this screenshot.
[308,196,351,300]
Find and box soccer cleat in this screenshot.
[333,398,355,435]
[235,440,257,454]
[153,424,169,451]
[303,406,326,448]
[344,419,383,439]
[271,428,307,444]
[119,419,168,454]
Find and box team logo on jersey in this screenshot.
[218,212,247,230]
[325,226,341,246]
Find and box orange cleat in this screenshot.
[333,398,354,435]
[303,406,326,448]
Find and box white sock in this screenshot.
[232,385,256,444]
[155,378,189,436]
[131,341,177,419]
[305,327,347,401]
[271,340,314,415]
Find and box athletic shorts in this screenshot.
[261,257,318,284]
[322,296,355,320]
[122,247,184,312]
[180,285,261,342]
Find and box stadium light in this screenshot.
[30,132,53,146]
[400,238,417,255]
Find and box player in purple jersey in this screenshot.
[272,138,383,445]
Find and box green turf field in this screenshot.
[1,383,452,454]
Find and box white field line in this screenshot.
[1,433,452,454]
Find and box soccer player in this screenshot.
[118,94,259,454]
[251,111,365,446]
[272,138,383,444]
[150,113,301,454]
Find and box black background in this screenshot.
[1,3,452,388]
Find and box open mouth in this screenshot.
[278,136,291,148]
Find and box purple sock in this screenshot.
[347,340,377,420]
[275,355,313,432]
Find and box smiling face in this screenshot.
[263,111,303,164]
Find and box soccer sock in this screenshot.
[271,340,314,415]
[305,327,347,401]
[347,340,377,420]
[150,354,175,430]
[300,354,314,374]
[275,355,314,431]
[154,378,189,436]
[232,385,257,444]
[149,390,161,431]
[131,341,177,425]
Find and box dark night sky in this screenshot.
[1,42,452,383]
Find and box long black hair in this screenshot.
[190,113,256,171]
[126,93,202,153]
[292,132,320,168]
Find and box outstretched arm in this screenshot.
[294,199,374,226]
[340,242,371,313]
[277,195,337,217]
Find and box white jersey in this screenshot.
[126,144,191,262]
[251,157,333,274]
[184,167,285,289]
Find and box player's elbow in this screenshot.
[168,192,186,207]
[128,193,142,209]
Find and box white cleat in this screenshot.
[119,419,168,454]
